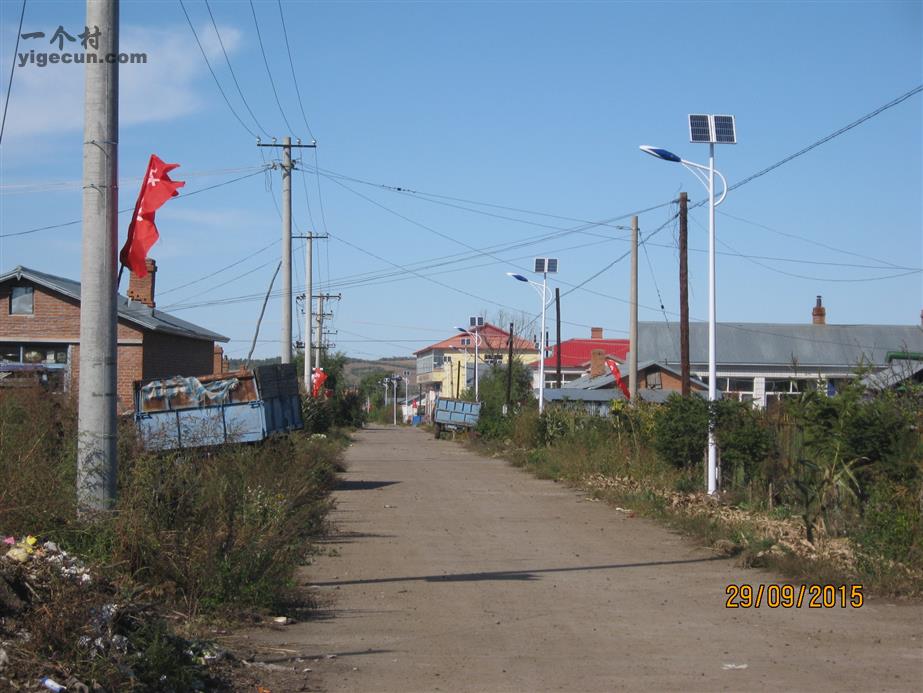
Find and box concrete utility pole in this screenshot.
[678,192,691,397]
[294,233,327,395]
[257,138,316,365]
[78,0,119,513]
[628,216,639,402]
[312,292,340,374]
[281,137,292,363]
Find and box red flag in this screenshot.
[605,358,631,400]
[312,368,328,398]
[120,155,184,277]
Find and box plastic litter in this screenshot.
[40,677,66,692]
[271,616,293,625]
[722,663,748,670]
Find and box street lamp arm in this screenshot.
[680,160,729,207]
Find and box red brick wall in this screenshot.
[0,281,140,342]
[1,279,217,412]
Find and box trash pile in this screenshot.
[0,534,225,691]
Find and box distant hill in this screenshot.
[342,356,415,386]
[225,354,415,387]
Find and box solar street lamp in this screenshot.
[455,325,482,399]
[507,258,557,413]
[640,114,735,496]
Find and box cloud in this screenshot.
[0,22,242,139]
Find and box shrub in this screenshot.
[652,394,708,469]
[853,482,921,572]
[714,399,776,487]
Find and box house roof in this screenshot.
[860,360,923,391]
[534,338,629,369]
[563,361,710,392]
[414,322,535,356]
[543,387,710,405]
[638,322,923,369]
[1,266,229,343]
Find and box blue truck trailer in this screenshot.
[432,396,481,439]
[134,364,303,451]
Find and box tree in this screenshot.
[470,359,535,438]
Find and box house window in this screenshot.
[460,338,471,346]
[10,286,34,315]
[647,371,662,389]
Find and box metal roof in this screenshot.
[860,360,923,390]
[543,387,709,404]
[638,321,923,369]
[1,266,228,343]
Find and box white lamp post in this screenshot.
[640,114,734,496]
[455,326,481,399]
[507,258,557,413]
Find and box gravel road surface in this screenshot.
[245,425,922,692]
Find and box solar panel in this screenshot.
[469,316,484,327]
[534,258,546,273]
[713,115,737,144]
[546,258,558,274]
[689,114,712,143]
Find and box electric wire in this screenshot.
[0,0,26,147]
[248,0,295,135]
[158,238,279,297]
[178,0,257,139]
[727,84,923,193]
[203,0,270,138]
[0,166,270,238]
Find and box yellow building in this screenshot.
[415,322,539,398]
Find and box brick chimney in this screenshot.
[591,326,603,339]
[811,295,826,325]
[213,345,225,374]
[128,258,157,308]
[590,348,606,378]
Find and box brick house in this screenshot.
[0,261,228,412]
[530,326,629,390]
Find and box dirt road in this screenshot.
[246,425,922,692]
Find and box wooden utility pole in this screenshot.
[555,288,562,389]
[628,216,639,401]
[506,321,514,409]
[78,0,119,512]
[679,192,691,396]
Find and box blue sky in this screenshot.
[1,0,921,360]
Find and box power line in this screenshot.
[203,0,270,138]
[728,84,923,192]
[0,0,26,146]
[718,210,911,270]
[0,166,270,238]
[248,0,295,135]
[276,0,315,143]
[157,238,279,297]
[178,0,257,139]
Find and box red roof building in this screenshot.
[415,322,539,394]
[533,327,629,388]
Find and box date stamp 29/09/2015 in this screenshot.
[725,584,864,609]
